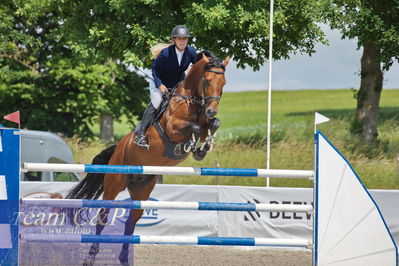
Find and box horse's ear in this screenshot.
[223,56,230,67]
[202,53,209,63]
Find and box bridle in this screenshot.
[172,68,225,109]
[200,69,224,106]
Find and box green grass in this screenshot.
[74,89,399,189]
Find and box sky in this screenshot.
[224,26,399,92]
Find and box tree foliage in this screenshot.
[1,0,327,137]
[0,0,148,138]
[19,0,326,70]
[322,0,399,143]
[323,0,399,70]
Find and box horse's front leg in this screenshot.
[183,122,201,153]
[193,118,221,161]
[167,120,201,155]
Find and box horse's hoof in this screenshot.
[82,255,96,266]
[193,150,206,161]
[119,253,130,266]
[88,243,100,256]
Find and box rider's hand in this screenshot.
[159,85,168,94]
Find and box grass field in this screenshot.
[75,89,399,189]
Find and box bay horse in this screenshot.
[66,51,229,266]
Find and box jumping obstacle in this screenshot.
[0,128,397,265]
[21,234,311,247]
[22,162,314,179]
[20,198,313,213]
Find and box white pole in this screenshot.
[266,0,274,187]
[23,163,314,179]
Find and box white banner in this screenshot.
[134,185,218,237]
[218,186,313,239]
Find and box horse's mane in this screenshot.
[181,50,224,91]
[196,50,225,70]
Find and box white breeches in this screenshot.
[149,80,162,109]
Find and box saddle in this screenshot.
[153,91,172,123]
[133,87,172,134]
[150,87,191,160]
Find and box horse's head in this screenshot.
[197,51,230,118]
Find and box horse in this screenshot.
[65,51,230,266]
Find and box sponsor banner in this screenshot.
[218,186,399,245]
[19,183,221,265]
[21,183,218,237]
[134,185,218,237]
[20,190,135,265]
[218,186,313,239]
[20,182,399,246]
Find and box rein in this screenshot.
[171,69,225,109]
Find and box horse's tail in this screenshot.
[65,144,117,200]
[150,42,172,59]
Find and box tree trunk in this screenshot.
[353,43,383,143]
[100,113,114,143]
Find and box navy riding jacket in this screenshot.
[152,45,197,89]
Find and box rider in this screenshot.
[134,25,197,149]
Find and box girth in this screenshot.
[153,121,189,161]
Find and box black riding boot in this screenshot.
[134,103,157,149]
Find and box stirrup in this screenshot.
[134,134,150,150]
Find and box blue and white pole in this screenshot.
[21,198,313,213]
[21,234,312,248]
[22,163,314,179]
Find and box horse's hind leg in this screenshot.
[118,175,159,265]
[83,207,110,266]
[84,173,127,266]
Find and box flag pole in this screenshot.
[266,0,274,187]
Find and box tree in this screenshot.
[24,0,326,69]
[4,0,328,137]
[0,0,148,138]
[323,0,399,143]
